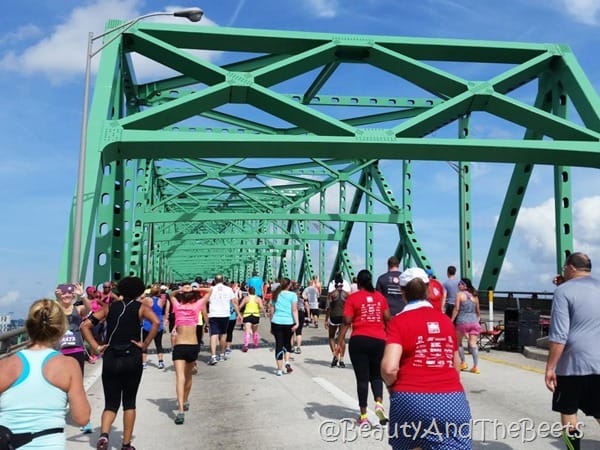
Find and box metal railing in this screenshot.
[479,290,553,314]
[0,327,30,359]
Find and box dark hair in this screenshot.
[402,278,428,301]
[566,252,592,272]
[334,272,343,284]
[447,266,457,276]
[177,291,200,304]
[26,299,67,344]
[248,286,256,295]
[387,256,399,268]
[117,276,145,300]
[460,277,477,296]
[215,274,224,283]
[356,269,375,292]
[272,277,291,301]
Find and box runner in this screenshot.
[239,287,264,352]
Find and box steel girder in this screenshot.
[58,22,600,289]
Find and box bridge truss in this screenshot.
[58,22,600,288]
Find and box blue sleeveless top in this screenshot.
[143,296,163,332]
[0,349,66,449]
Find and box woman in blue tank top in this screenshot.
[270,278,299,376]
[141,284,166,369]
[0,299,90,449]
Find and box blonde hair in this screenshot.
[26,299,67,344]
[150,283,161,296]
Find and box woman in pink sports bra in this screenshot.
[169,282,210,425]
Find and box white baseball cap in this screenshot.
[399,267,429,287]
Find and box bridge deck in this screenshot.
[67,318,600,449]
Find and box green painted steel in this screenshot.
[58,22,600,291]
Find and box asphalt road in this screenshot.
[66,318,600,449]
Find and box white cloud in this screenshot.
[514,195,600,260]
[0,0,218,84]
[514,197,556,259]
[306,0,339,18]
[0,24,43,47]
[573,195,600,250]
[0,291,19,308]
[557,0,600,25]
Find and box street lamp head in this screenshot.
[173,7,204,22]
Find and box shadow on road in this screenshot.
[304,401,358,421]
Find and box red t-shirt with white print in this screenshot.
[343,289,388,340]
[386,301,463,393]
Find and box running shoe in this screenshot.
[224,349,232,360]
[208,355,218,366]
[183,402,190,411]
[285,363,293,374]
[375,403,389,425]
[121,444,136,450]
[356,415,371,427]
[80,421,93,434]
[460,362,468,371]
[142,362,147,369]
[338,361,345,368]
[218,354,225,362]
[470,366,481,374]
[157,361,165,370]
[275,369,283,376]
[242,345,248,353]
[96,436,109,450]
[331,356,338,368]
[294,346,301,354]
[174,412,185,425]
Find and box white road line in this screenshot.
[313,376,380,424]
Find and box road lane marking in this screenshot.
[480,354,544,374]
[313,377,380,424]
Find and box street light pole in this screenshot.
[70,7,203,283]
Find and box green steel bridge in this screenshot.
[58,22,600,290]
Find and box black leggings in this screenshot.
[348,335,385,408]
[271,323,293,360]
[141,329,164,354]
[295,310,305,336]
[226,319,237,343]
[102,348,143,412]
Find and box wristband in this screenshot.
[88,315,100,326]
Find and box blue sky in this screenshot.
[1,0,599,319]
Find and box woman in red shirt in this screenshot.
[337,269,391,426]
[381,268,471,449]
